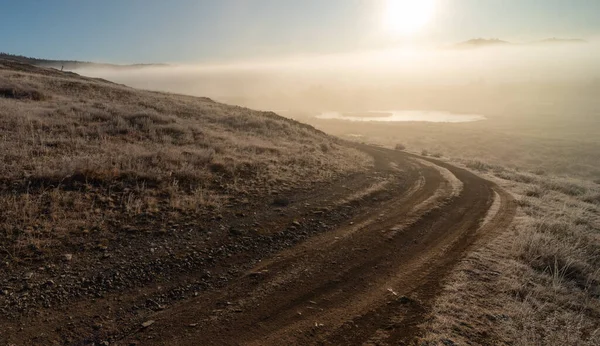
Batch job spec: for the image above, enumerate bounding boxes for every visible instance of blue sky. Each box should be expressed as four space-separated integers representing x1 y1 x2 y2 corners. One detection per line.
1 0 599 63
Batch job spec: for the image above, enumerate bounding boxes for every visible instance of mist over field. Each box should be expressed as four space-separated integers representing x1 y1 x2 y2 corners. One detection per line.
3 0 600 344
72 41 600 178
77 42 600 111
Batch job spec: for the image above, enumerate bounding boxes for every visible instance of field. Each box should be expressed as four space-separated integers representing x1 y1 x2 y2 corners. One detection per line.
287 97 600 345
1 58 599 345
421 161 600 345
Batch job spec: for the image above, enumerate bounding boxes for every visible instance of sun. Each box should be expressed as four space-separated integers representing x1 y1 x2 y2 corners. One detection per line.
383 0 436 36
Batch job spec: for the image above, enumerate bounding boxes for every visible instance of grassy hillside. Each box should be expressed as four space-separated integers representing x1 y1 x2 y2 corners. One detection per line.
0 59 369 261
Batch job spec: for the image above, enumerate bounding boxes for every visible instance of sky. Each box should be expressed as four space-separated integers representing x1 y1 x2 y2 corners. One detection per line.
1 0 599 63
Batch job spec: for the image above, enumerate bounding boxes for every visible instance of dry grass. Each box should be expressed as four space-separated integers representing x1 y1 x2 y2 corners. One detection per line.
420 164 600 345
0 60 370 260
0 85 46 101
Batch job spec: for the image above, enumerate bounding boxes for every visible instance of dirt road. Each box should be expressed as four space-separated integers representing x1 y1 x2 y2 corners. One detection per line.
0 145 516 345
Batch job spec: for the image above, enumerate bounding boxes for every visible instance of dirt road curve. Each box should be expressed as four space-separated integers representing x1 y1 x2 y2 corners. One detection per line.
0 145 516 345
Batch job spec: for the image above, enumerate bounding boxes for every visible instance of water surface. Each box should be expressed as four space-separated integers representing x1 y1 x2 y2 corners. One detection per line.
315 110 485 123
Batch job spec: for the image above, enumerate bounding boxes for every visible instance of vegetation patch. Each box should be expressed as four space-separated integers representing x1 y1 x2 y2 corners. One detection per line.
0 85 46 101
0 62 372 263
421 161 600 346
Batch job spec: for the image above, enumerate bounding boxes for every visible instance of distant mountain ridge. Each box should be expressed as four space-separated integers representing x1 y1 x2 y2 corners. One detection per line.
453 37 588 49
0 52 167 70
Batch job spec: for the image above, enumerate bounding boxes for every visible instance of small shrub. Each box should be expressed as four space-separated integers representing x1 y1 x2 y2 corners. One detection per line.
0 86 46 101
533 220 572 238
421 150 429 157
127 114 154 132
157 124 189 141
395 143 406 151
182 149 215 166
105 116 131 135
466 160 490 172
542 180 586 197
125 111 173 126
89 110 112 122
582 193 600 205
517 226 590 288
209 162 230 175
525 186 545 198
517 197 533 208
494 170 536 183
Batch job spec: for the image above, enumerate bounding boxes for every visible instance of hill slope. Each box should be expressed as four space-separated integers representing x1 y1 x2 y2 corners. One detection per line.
0 59 369 260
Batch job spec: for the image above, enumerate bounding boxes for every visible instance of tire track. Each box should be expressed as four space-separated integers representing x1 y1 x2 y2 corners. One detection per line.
120 145 516 346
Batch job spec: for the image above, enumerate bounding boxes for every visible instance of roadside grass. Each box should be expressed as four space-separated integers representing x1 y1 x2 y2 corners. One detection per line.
420 161 600 345
0 61 371 261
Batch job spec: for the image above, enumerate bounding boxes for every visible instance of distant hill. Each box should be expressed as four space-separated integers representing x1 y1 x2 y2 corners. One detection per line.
454 38 511 49
0 52 168 70
453 37 587 49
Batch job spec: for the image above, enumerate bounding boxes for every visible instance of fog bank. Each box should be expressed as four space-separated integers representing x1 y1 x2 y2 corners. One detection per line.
76 43 600 112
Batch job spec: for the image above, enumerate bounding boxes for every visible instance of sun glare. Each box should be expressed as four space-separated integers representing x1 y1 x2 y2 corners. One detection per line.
383 0 436 36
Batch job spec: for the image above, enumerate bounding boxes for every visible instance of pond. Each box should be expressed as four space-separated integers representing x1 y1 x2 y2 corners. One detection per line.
315 110 485 123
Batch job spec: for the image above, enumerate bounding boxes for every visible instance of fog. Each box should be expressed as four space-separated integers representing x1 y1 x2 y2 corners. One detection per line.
76 42 600 113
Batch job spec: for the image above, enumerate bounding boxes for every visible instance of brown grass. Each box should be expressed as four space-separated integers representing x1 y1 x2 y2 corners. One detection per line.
0 83 47 101
0 61 371 260
420 164 600 345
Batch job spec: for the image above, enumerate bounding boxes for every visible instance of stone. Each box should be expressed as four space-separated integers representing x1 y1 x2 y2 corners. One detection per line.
141 320 155 328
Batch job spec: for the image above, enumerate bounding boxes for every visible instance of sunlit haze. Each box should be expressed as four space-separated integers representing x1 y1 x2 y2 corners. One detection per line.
1 0 596 114
2 1 600 344
2 1 600 62
383 0 437 36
